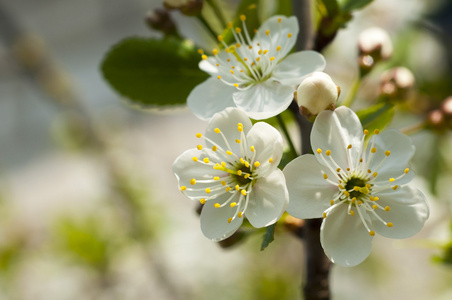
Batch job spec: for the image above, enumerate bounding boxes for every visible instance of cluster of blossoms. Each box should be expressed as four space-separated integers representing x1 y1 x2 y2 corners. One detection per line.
173 15 429 266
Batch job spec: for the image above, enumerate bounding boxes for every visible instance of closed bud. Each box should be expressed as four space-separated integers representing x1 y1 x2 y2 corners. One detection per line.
145 8 177 36
441 96 452 117
296 72 340 118
358 27 393 62
427 109 446 130
380 67 415 100
164 0 203 16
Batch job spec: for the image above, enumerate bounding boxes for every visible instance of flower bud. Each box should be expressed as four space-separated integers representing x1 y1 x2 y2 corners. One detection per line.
296 72 340 118
441 96 452 117
358 27 393 61
427 109 446 131
164 0 203 16
145 8 177 36
380 67 415 100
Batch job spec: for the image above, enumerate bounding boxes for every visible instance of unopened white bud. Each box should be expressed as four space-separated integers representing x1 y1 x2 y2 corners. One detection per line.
380 67 415 98
296 72 339 117
358 27 393 60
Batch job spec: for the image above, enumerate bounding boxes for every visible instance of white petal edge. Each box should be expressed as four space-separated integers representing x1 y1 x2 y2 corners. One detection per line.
321 204 373 267
283 154 338 219
311 106 363 169
273 51 326 86
187 77 236 120
233 80 294 120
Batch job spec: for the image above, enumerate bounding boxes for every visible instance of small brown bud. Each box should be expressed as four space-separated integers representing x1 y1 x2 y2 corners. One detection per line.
145 8 177 35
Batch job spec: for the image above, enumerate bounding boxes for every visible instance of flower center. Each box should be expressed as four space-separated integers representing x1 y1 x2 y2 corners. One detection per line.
317 129 410 236
199 15 293 89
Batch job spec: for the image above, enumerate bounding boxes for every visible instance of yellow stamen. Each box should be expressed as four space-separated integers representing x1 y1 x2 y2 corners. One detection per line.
226 150 232 155
192 157 198 162
323 212 327 218
337 168 341 172
254 161 260 167
241 190 247 196
374 129 380 135
389 178 395 182
387 222 393 227
359 187 370 194
200 198 206 204
323 174 328 179
214 176 220 181
269 158 273 163
228 217 233 223
197 145 202 150
212 146 217 151
392 185 398 190
369 231 376 236
203 158 210 163
347 144 352 149
385 206 391 211
201 55 207 60
240 14 246 21
385 150 391 156
373 172 378 177
235 139 241 143
326 150 331 156
190 179 196 185
237 170 242 176
205 188 211 194
250 146 255 152
214 203 220 208
317 148 322 154
372 205 378 209
197 49 204 54
330 200 335 206
350 210 355 216
214 128 220 133
221 181 226 186
230 202 237 208
238 212 243 218
364 129 369 135
180 186 186 191
405 168 409 174
371 148 377 153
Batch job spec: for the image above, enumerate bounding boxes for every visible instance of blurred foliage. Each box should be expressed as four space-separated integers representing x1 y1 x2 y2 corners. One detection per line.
356 102 395 138
433 222 452 265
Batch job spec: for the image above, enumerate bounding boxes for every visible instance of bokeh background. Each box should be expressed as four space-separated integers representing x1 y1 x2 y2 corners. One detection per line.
0 0 452 299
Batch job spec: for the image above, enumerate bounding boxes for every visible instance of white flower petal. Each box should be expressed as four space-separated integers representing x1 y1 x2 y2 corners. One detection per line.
367 129 416 185
321 204 373 267
233 80 294 120
187 77 236 120
204 107 252 155
200 193 244 241
284 154 338 219
246 122 284 177
246 169 288 228
273 51 326 86
311 106 363 168
254 15 298 58
372 186 429 239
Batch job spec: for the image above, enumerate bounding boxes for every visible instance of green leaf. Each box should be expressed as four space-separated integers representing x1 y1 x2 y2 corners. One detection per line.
338 0 374 12
101 37 208 107
221 0 260 46
322 0 340 15
356 102 395 136
276 0 293 16
261 223 276 251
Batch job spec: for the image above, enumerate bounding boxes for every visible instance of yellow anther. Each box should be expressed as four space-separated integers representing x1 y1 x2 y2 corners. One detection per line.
250 146 255 152
238 212 243 218
372 205 378 209
351 197 357 203
367 169 371 173
217 75 221 80
200 198 206 204
240 158 245 164
203 157 210 163
197 49 204 54
256 57 260 62
374 197 379 201
221 162 226 167
359 187 370 194
276 45 281 51
344 191 350 197
270 56 275 61
353 186 360 191
205 188 211 194
197 145 202 150
225 186 231 192
230 202 237 208
389 178 395 182
230 70 234 74
405 168 409 174
190 179 196 185
221 181 226 186
326 150 331 156
387 222 393 227
265 29 270 35
241 190 247 196
216 63 219 66
350 210 355 216
323 174 328 179
201 54 207 60
227 22 233 28
317 148 322 154
213 164 220 170
385 206 391 211
338 185 344 189
212 49 218 55
347 144 352 149
212 146 217 151
236 43 241 48
330 200 335 206
240 14 246 21
180 186 186 191
235 27 241 33
258 49 262 55
364 129 369 135
263 50 268 54
360 159 363 163
235 139 241 144
214 203 220 208
337 168 341 172
244 58 248 61
249 46 253 49
366 184 372 189
357 200 363 205
227 58 230 62
237 170 242 176
237 124 243 132
369 196 374 201
214 176 220 180
214 128 220 133
374 129 380 135
373 172 378 177
323 212 327 218
385 150 391 156
233 83 239 87
371 148 377 153
218 35 223 42
192 157 198 162
254 161 260 167
269 158 273 163
196 133 202 138
278 18 281 23
392 185 399 190
347 168 350 171
226 150 232 155
235 185 240 191
369 231 375 236
244 174 250 179
244 161 250 167
288 33 292 38
228 217 233 223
